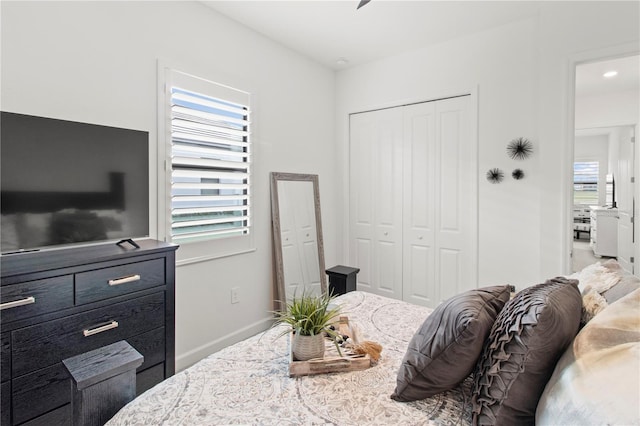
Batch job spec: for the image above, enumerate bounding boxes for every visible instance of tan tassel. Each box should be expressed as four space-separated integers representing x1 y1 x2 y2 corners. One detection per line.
347 340 383 362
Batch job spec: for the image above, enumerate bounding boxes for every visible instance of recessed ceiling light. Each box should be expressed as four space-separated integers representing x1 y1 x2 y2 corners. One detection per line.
603 70 618 78
336 57 349 66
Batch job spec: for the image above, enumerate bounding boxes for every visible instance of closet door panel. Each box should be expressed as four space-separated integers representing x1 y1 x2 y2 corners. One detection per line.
439 248 461 302
354 238 372 291
376 125 399 227
374 116 403 298
439 109 462 232
377 241 398 295
406 244 435 302
350 108 403 299
403 102 437 306
435 96 476 302
350 113 375 294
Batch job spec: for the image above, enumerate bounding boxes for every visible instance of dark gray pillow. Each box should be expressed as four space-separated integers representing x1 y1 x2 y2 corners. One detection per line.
471 277 582 426
391 285 510 402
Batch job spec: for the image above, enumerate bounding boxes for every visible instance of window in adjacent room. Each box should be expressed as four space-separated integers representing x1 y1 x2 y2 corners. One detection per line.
160 68 252 256
573 161 599 205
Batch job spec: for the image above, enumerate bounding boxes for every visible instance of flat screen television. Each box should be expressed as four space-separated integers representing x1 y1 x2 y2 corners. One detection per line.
1 112 150 253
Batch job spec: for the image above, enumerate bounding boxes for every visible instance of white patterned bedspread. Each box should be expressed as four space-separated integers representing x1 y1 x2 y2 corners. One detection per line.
107 291 473 425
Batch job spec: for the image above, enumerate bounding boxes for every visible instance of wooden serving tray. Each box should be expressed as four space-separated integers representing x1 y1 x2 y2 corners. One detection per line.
288 316 373 377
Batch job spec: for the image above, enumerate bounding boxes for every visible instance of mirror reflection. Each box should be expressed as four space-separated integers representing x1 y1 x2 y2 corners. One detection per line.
270 172 326 308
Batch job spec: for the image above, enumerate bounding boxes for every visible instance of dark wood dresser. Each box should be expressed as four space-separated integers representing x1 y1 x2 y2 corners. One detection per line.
0 239 178 425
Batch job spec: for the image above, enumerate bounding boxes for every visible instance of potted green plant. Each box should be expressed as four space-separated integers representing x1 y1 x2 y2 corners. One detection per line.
273 291 341 361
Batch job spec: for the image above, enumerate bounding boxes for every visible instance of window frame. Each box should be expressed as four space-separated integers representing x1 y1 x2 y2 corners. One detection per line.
573 159 600 206
158 63 255 265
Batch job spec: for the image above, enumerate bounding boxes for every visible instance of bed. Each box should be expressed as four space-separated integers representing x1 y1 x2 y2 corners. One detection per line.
107 291 473 425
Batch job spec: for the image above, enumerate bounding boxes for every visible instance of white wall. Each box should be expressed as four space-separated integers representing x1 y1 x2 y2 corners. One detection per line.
1 1 337 370
335 1 639 288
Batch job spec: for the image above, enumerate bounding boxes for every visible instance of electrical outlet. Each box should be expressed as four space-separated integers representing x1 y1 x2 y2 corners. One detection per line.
231 287 240 304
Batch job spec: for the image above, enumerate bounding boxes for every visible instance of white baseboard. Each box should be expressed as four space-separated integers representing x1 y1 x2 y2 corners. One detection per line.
175 316 273 372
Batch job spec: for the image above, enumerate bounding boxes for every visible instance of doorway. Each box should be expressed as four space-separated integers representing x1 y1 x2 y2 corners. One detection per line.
571 54 639 274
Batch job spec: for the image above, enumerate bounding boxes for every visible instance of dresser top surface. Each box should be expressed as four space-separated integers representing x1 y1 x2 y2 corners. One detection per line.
1 239 178 280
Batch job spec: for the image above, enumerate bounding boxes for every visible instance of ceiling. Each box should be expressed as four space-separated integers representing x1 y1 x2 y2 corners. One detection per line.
202 0 542 69
576 55 640 98
202 1 639 94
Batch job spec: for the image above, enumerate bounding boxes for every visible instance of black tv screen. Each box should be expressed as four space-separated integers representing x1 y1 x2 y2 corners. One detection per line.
1 112 149 253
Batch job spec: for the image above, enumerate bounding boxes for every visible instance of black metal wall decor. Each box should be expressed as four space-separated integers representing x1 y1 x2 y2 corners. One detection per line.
506 137 533 160
486 168 504 184
512 169 525 180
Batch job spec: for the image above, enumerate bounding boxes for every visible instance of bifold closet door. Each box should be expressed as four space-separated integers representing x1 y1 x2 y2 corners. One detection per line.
349 95 477 307
402 96 476 307
349 107 404 300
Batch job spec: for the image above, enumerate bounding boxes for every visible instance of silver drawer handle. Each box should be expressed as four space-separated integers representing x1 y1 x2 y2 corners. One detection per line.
0 296 36 310
108 274 141 286
83 320 119 337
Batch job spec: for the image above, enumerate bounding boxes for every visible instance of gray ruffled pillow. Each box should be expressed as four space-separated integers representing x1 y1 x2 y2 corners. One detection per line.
391 285 510 402
471 277 582 426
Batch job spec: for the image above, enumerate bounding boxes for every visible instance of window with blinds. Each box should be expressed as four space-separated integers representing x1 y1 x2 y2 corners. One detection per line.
573 161 599 205
169 81 251 244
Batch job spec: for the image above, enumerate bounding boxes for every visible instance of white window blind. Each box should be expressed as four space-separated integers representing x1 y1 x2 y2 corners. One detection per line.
573 161 599 205
169 83 251 244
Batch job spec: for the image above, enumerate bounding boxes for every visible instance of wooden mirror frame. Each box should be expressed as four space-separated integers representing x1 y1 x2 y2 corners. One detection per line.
270 172 327 310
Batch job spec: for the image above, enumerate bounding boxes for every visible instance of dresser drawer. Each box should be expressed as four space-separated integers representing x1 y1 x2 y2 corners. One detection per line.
12 363 68 425
1 276 73 324
12 327 165 425
12 292 165 377
136 362 165 395
21 404 70 426
75 259 165 305
1 333 10 383
128 327 166 371
1 381 10 426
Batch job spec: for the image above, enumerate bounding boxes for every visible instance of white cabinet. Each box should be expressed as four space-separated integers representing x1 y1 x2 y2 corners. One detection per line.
349 95 477 308
590 207 618 257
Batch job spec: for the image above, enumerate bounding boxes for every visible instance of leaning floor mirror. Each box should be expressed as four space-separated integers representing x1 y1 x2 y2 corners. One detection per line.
270 172 327 309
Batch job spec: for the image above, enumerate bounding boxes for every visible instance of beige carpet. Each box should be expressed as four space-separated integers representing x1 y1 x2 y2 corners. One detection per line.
572 240 601 273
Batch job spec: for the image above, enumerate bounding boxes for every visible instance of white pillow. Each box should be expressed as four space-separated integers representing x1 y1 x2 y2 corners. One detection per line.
536 289 640 425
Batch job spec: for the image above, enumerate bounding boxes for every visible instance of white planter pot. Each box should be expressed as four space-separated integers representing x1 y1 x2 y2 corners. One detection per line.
292 333 325 361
